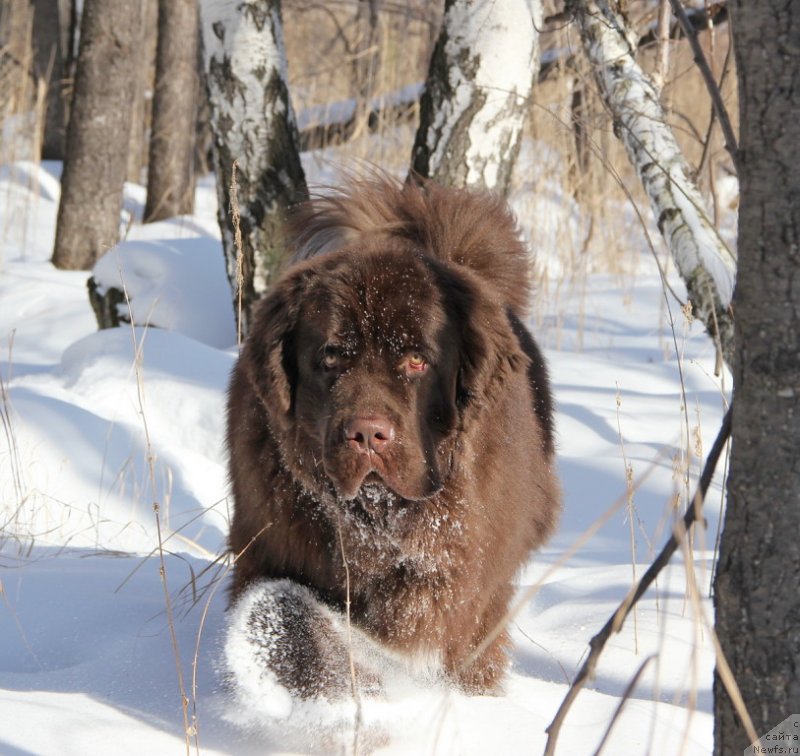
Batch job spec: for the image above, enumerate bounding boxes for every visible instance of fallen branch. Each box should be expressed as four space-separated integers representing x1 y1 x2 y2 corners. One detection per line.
543 405 732 756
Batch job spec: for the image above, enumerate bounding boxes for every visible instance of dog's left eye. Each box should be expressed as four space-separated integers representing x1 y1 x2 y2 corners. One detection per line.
403 353 428 374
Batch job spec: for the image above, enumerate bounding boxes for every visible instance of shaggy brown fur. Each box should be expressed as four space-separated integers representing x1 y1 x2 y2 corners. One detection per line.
226 175 560 697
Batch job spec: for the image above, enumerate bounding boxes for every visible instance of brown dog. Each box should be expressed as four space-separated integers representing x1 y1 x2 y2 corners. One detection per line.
225 175 560 697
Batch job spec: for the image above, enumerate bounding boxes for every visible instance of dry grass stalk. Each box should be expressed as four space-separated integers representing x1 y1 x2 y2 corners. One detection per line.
120 281 196 756
229 159 244 346
0 334 26 541
336 511 363 755
615 384 639 655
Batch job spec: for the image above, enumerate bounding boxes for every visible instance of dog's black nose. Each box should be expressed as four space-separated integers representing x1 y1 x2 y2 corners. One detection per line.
344 416 395 454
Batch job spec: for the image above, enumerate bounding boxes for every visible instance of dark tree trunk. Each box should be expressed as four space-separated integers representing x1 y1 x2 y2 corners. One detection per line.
52 0 143 271
200 0 307 337
31 0 73 160
145 0 199 221
713 1 800 753
411 0 541 195
193 65 214 177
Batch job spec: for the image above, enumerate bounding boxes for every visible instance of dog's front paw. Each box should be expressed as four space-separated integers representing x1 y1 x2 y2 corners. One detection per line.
225 578 380 708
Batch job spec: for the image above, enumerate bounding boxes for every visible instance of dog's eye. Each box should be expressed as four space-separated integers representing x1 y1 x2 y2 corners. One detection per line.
321 346 341 370
404 353 428 374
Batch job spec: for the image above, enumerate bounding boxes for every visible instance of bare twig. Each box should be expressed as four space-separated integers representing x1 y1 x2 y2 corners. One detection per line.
637 2 729 48
543 405 733 756
336 512 362 755
667 0 739 167
697 41 731 178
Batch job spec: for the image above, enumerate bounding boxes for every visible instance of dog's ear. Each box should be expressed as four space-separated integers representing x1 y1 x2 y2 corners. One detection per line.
433 262 527 412
239 268 309 421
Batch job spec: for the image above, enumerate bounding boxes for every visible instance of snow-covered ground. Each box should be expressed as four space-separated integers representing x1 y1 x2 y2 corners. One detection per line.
0 155 731 755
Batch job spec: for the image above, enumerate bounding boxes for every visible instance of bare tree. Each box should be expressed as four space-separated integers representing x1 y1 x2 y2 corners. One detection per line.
713 1 800 751
145 0 200 221
411 0 542 195
572 0 737 367
126 0 157 184
200 0 307 336
52 0 143 270
30 0 73 159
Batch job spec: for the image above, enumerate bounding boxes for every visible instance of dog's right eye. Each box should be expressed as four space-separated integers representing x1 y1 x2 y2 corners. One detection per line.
321 346 340 370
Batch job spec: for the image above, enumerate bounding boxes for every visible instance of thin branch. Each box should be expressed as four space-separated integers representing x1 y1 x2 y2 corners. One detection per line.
667 0 739 168
543 405 733 756
697 34 734 178
637 2 728 48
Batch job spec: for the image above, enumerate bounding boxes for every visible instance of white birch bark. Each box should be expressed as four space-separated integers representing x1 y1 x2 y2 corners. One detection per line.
574 0 736 365
411 0 542 196
200 0 307 335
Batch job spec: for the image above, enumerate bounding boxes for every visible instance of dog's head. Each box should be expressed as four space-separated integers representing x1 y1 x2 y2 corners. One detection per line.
238 239 526 502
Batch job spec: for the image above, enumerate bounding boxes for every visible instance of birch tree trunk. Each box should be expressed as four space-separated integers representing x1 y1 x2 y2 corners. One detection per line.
145 0 199 221
714 1 800 751
52 0 143 270
572 0 737 367
410 0 542 196
200 0 307 336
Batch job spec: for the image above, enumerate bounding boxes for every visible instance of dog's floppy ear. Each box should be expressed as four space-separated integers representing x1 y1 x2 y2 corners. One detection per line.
239 268 309 421
432 261 527 412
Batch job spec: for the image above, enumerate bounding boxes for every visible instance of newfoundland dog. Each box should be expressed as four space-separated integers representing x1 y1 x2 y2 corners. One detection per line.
225 175 560 699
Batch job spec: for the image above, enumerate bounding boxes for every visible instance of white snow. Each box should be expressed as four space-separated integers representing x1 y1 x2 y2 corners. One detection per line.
91 237 236 349
0 153 732 754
